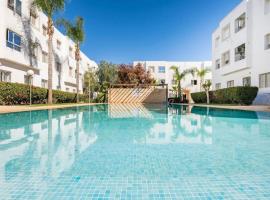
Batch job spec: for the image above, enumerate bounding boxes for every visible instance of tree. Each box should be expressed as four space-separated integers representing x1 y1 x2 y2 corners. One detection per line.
57 17 85 103
117 63 154 84
96 61 118 102
170 66 193 101
84 69 98 100
202 80 212 104
195 68 211 91
33 0 65 104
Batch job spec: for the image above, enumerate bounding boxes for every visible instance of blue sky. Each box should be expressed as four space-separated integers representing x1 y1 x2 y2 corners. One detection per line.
57 0 241 64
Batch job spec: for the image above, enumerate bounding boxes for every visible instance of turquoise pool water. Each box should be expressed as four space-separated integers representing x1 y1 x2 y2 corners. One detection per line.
0 104 270 200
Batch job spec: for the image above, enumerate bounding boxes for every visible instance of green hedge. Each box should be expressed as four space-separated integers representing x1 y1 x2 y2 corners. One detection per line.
191 86 258 105
0 82 88 105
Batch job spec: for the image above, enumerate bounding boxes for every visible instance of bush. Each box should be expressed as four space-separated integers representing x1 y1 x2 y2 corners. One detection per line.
191 86 258 105
0 82 89 105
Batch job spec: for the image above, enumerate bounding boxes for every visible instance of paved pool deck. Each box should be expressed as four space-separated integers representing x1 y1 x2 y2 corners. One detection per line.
0 103 102 114
178 103 270 112
0 103 270 114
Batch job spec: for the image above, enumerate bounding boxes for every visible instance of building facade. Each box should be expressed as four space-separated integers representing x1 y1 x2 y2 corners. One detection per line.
0 0 98 93
133 61 212 99
212 0 270 104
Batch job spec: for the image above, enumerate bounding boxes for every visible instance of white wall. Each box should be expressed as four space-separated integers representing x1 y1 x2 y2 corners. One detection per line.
0 0 98 93
133 61 212 97
212 0 270 104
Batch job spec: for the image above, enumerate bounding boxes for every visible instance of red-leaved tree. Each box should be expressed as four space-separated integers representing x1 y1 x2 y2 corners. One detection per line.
117 63 155 84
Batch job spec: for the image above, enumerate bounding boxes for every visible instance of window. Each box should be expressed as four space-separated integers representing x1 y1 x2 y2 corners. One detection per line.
69 47 73 57
66 88 70 92
265 0 270 14
159 79 166 84
30 10 38 28
243 76 251 86
215 36 220 48
235 13 246 33
56 62 61 72
149 66 155 73
191 80 197 85
69 67 73 77
24 75 30 84
8 0 14 10
265 34 270 50
158 66 166 73
42 25 47 36
0 70 11 82
42 51 48 63
73 89 76 93
222 24 230 41
41 79 48 88
227 80 234 88
30 41 38 59
215 59 221 69
259 72 270 88
8 0 21 15
235 43 245 61
222 51 230 66
215 83 221 90
6 29 21 52
56 40 61 50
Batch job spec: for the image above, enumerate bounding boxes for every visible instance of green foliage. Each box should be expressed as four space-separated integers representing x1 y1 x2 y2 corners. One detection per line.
0 82 88 105
32 0 65 17
191 86 258 105
57 17 84 44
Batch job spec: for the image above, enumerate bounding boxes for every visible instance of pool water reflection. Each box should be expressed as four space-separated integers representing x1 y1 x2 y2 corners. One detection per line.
0 104 270 199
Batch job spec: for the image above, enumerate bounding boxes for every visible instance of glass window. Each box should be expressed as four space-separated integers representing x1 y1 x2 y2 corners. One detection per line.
265 34 270 50
69 47 73 57
265 0 270 14
215 36 220 48
56 62 61 72
7 0 14 10
148 66 155 73
227 80 234 88
222 51 230 66
243 76 251 86
235 13 246 33
158 66 166 73
15 0 21 15
215 83 221 90
6 29 21 51
42 25 47 36
191 80 197 85
56 40 61 50
259 72 270 88
42 51 48 63
0 70 11 82
69 67 73 77
235 44 246 61
215 59 221 69
41 79 48 88
222 24 230 41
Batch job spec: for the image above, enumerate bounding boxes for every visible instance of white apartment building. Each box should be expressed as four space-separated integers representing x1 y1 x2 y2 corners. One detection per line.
133 61 212 99
212 0 270 104
0 0 98 93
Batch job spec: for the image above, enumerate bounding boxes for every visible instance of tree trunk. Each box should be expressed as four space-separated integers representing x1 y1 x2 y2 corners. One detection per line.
47 18 54 104
75 44 80 103
178 81 182 101
206 90 210 104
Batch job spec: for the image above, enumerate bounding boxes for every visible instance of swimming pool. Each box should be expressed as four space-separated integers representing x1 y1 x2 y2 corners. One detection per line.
0 104 270 199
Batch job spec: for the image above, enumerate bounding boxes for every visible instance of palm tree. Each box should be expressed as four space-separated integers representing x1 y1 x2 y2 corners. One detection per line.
33 0 65 104
170 66 193 101
195 68 211 91
202 80 212 104
58 17 85 103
